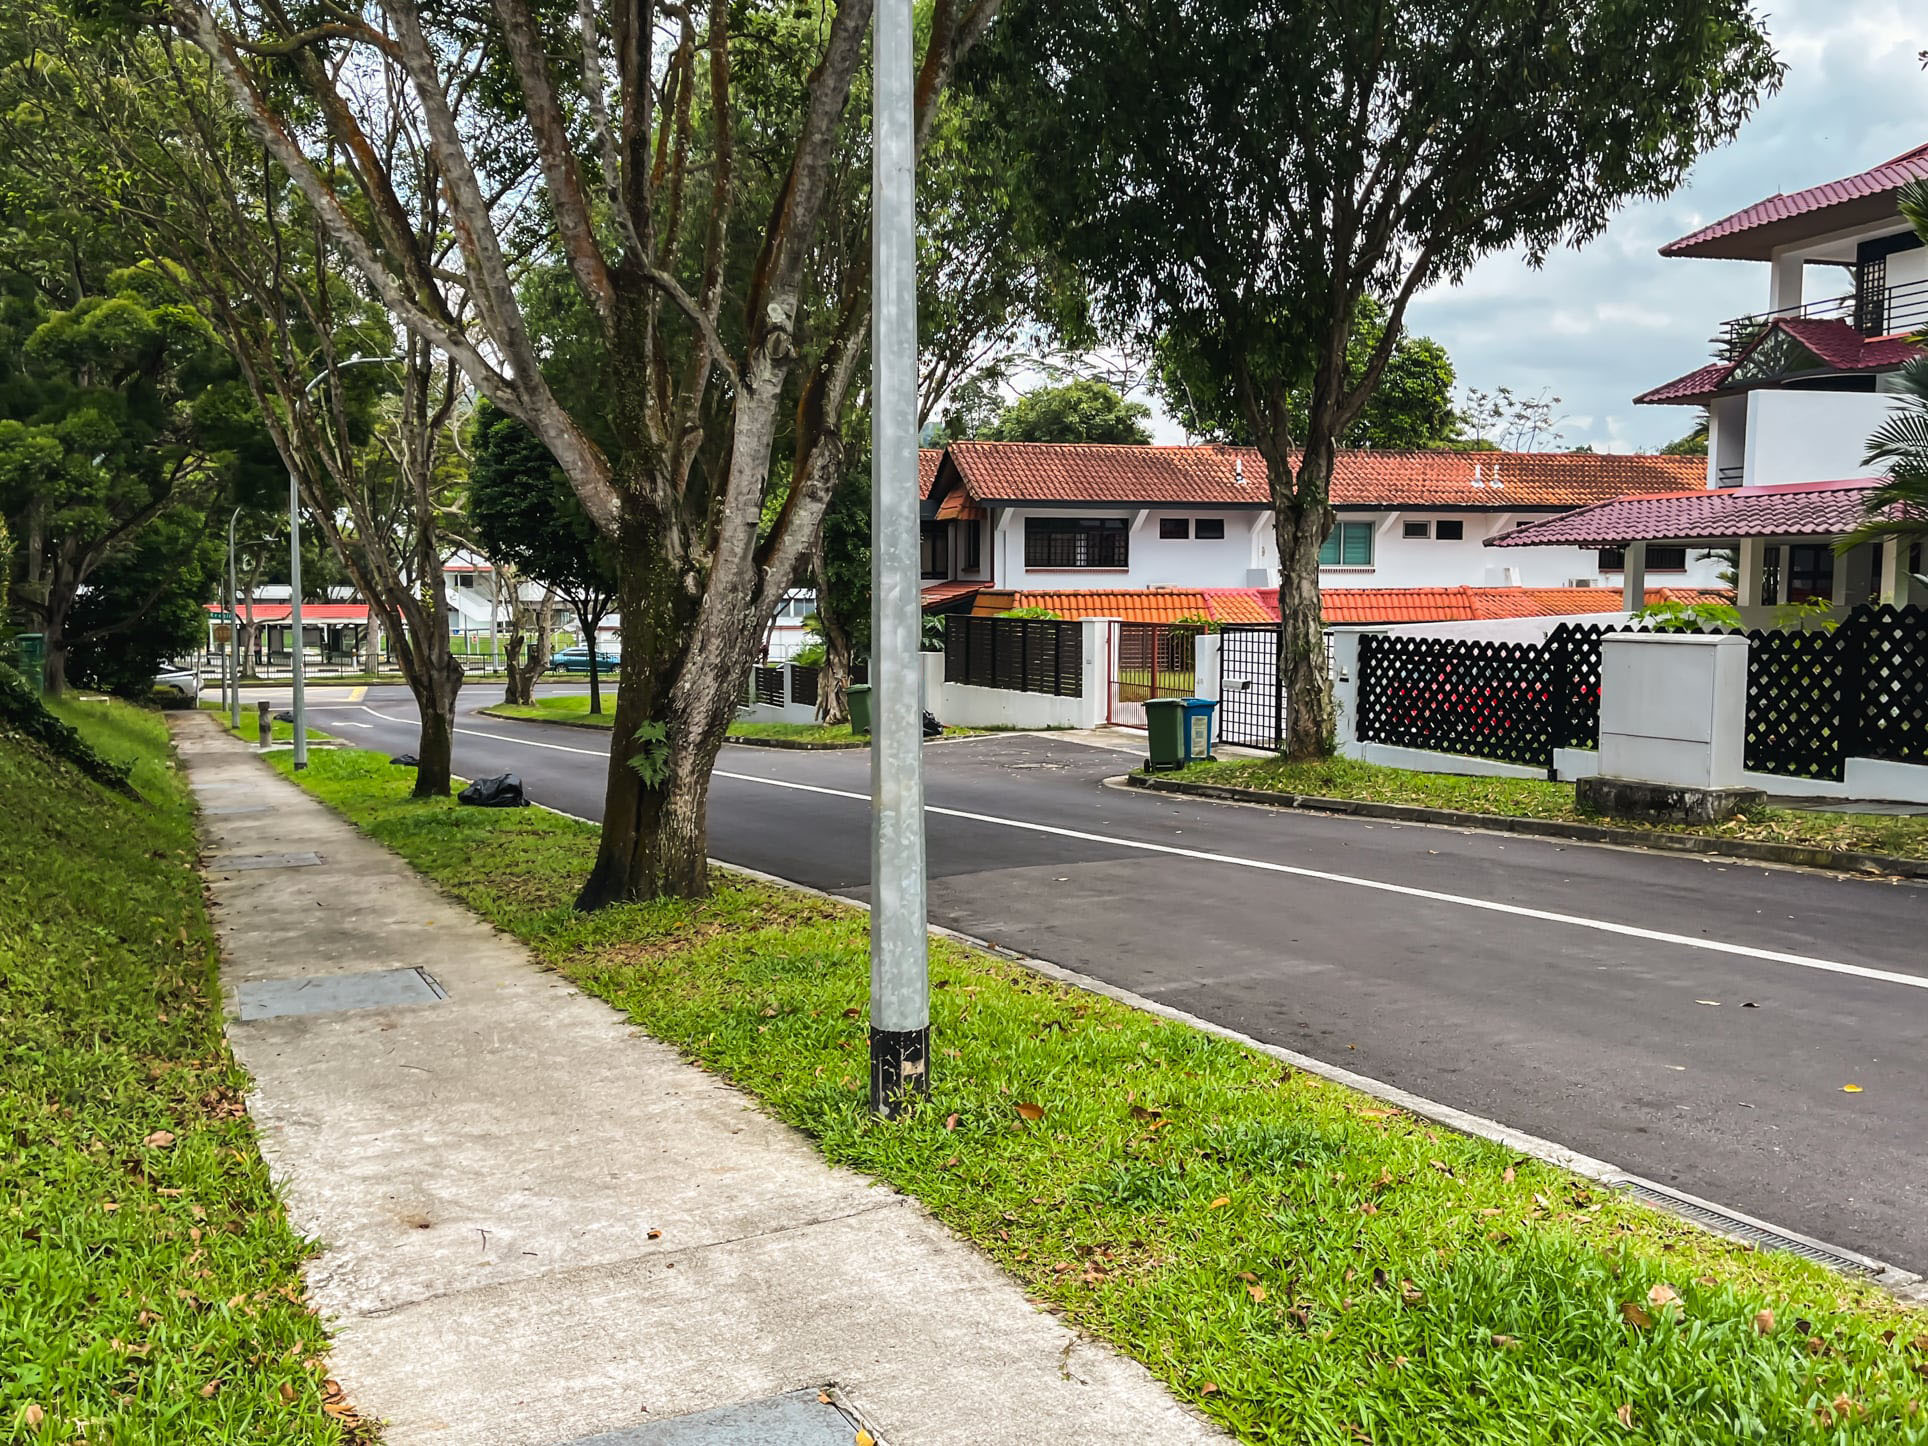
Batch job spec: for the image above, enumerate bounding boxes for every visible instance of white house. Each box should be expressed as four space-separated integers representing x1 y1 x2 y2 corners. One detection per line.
919 442 1722 602
1495 141 1928 617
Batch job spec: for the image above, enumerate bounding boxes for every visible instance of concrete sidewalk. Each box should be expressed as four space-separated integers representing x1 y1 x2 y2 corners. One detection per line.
172 715 1225 1446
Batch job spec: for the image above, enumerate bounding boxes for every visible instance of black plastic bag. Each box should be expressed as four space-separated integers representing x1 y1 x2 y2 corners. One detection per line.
390 753 419 768
273 710 295 723
458 772 528 807
922 710 943 739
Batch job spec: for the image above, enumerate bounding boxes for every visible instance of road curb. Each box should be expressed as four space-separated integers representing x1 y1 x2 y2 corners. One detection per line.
1119 772 1928 881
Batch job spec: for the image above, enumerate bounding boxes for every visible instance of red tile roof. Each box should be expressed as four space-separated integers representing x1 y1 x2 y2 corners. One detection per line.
918 448 943 499
1662 142 1928 260
919 580 986 609
206 602 370 623
1635 320 1923 406
934 442 1706 511
956 585 1727 627
1488 479 1884 549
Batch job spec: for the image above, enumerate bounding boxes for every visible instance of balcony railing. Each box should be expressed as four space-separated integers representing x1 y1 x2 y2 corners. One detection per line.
1717 277 1928 357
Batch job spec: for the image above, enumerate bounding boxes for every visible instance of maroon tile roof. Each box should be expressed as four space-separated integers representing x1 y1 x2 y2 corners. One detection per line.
1487 479 1883 549
934 442 1707 510
1635 321 1923 407
1662 142 1928 260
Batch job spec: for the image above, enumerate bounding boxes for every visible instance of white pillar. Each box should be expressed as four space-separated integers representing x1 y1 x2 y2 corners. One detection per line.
1736 538 1763 611
1878 537 1904 606
1078 617 1116 729
1191 632 1222 703
1620 540 1648 613
1767 251 1804 313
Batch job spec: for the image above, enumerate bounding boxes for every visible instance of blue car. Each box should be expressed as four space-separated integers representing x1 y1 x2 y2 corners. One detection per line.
547 645 620 674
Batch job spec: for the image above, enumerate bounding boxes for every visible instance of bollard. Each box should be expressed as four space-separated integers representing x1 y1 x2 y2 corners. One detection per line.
257 699 271 747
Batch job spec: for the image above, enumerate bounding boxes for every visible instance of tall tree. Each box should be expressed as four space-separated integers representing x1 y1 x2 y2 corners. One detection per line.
470 403 620 715
135 0 1001 904
989 0 1780 757
988 379 1152 443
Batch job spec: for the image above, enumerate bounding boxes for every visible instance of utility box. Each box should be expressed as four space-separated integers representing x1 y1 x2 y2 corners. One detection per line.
848 683 873 735
14 633 44 693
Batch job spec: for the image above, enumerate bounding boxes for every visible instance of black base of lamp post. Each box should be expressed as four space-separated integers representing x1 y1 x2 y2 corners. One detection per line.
869 1025 929 1117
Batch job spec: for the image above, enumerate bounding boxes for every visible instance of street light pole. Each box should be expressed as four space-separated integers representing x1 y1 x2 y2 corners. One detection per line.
226 506 242 729
287 466 308 769
868 0 928 1117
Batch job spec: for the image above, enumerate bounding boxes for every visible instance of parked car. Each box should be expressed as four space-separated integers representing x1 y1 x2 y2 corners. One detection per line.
547 645 620 674
152 665 203 705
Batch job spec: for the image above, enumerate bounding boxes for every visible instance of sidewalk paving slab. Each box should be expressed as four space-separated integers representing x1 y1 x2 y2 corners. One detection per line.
171 715 1228 1446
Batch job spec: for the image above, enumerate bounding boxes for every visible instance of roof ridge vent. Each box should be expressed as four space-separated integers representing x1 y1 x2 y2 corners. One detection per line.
1471 462 1485 488
1233 455 1246 485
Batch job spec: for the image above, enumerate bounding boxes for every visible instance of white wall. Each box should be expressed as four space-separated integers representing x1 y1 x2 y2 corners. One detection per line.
991 505 1722 593
1742 389 1905 487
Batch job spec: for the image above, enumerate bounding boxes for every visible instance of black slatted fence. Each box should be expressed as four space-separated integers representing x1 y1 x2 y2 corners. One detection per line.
944 616 1083 696
754 665 786 706
789 664 820 709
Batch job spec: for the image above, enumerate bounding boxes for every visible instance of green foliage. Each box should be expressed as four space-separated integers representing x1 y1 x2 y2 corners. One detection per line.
1157 300 1460 449
999 606 1061 619
1635 599 1741 632
1171 613 1221 633
469 400 619 620
976 379 1153 444
69 506 222 695
627 720 672 788
0 659 136 795
0 700 354 1442
283 745 1928 1443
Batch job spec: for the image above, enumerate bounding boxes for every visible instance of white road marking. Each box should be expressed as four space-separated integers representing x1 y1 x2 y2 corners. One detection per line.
353 706 1928 993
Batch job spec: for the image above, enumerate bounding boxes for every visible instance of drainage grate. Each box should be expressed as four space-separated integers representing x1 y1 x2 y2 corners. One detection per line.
237 967 448 1021
553 1389 866 1445
209 851 320 871
1610 1177 1879 1277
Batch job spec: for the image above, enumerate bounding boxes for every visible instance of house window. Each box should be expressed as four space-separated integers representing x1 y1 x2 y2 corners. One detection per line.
962 520 981 573
1159 517 1191 540
1024 517 1129 569
1435 520 1465 541
920 522 950 579
1786 544 1835 603
1318 521 1374 568
1403 521 1430 539
1760 545 1781 606
1599 546 1687 573
1195 518 1226 540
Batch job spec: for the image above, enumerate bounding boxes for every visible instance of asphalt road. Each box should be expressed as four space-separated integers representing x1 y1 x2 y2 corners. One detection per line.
275 682 1928 1272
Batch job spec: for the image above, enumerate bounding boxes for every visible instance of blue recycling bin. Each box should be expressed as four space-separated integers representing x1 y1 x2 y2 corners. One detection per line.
1179 697 1217 762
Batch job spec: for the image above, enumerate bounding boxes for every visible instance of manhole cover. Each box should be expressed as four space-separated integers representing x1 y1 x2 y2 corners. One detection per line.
556 1390 866 1445
209 851 321 871
237 967 448 1021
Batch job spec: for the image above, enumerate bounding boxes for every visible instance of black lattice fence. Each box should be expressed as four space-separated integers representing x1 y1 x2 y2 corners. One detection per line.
789 664 820 709
1850 604 1928 766
1217 624 1284 749
754 665 786 706
945 616 1083 696
1357 633 1560 767
1743 605 1928 780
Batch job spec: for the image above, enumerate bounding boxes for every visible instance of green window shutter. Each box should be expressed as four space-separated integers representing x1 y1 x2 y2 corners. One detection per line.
1318 528 1342 565
1340 522 1373 566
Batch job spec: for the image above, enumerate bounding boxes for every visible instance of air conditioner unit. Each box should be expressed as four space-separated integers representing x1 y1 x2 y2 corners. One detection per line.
1569 578 1596 588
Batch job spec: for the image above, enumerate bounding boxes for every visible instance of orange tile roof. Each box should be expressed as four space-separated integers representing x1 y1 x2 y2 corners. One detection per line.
934 442 1706 511
918 448 943 499
957 585 1731 627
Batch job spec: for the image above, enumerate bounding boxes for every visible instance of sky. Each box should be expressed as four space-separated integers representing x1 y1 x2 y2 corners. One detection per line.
1141 1 1928 453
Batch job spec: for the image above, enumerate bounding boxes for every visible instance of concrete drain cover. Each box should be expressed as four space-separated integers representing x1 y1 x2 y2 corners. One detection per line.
556 1390 865 1445
210 851 321 871
237 967 447 1021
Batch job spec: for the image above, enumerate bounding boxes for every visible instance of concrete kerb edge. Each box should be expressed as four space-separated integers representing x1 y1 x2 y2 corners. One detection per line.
1118 772 1928 882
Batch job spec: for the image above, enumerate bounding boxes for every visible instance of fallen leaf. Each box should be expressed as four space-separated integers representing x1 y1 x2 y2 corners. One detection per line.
1754 1308 1775 1334
200 1380 220 1398
944 1114 958 1131
1621 1301 1654 1330
1200 1383 1219 1396
1501 1166 1515 1184
1842 1083 1864 1093
818 1391 833 1404
25 1403 43 1429
1014 1102 1044 1122
280 1382 297 1403
144 1130 176 1149
1401 1280 1425 1306
1491 1334 1519 1348
856 1433 876 1446
1207 1196 1230 1210
1616 1403 1634 1430
646 1229 662 1240
1695 1000 1720 1007
1647 1283 1681 1310
1247 1284 1267 1302
1742 1001 1758 1008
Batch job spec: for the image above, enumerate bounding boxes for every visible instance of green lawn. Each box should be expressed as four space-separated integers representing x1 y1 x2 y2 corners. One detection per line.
1175 754 1928 863
274 742 1928 1444
1 698 363 1443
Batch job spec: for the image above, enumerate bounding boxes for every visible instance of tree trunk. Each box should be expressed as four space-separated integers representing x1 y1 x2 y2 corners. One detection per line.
405 634 464 798
1269 448 1337 761
41 584 75 697
503 628 538 705
812 548 852 725
585 624 603 715
576 522 743 907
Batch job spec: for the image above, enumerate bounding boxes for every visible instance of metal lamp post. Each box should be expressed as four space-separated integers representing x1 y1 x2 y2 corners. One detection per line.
867 0 929 1116
226 506 242 729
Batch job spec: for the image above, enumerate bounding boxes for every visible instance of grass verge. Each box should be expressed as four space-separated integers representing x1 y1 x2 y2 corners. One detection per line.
276 742 1926 1444
1176 754 1928 862
2 699 363 1442
198 702 330 745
